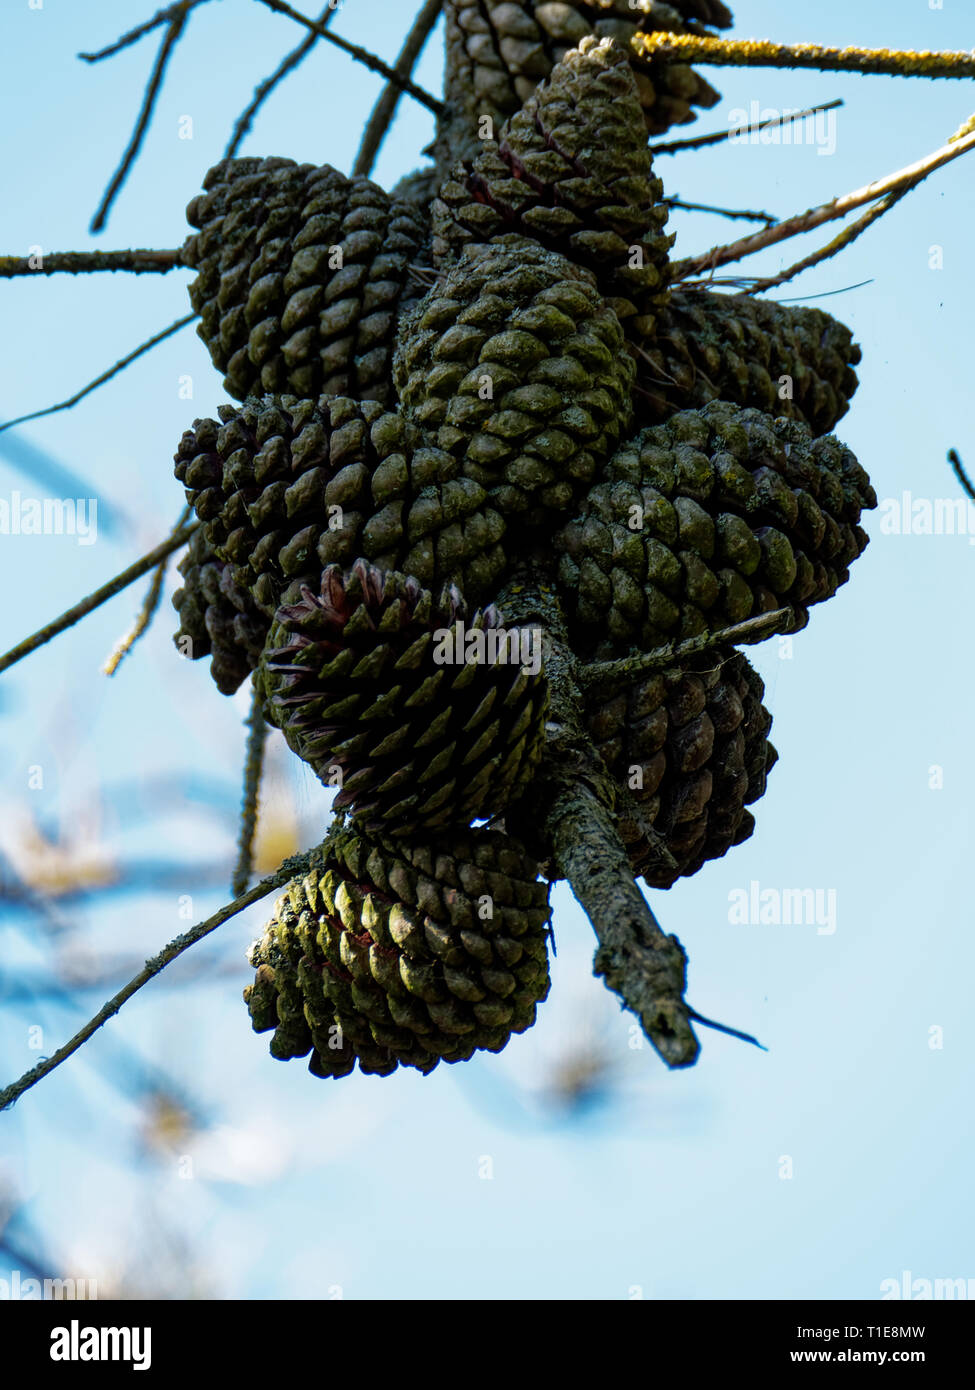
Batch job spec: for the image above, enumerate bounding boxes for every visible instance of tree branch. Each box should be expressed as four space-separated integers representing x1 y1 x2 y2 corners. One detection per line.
672 119 975 281
0 522 198 676
496 574 700 1068
89 6 194 232
78 0 210 62
651 98 844 155
102 506 192 676
353 0 442 178
253 0 445 116
577 610 792 702
231 682 268 897
0 847 320 1113
948 449 975 503
634 32 975 80
0 249 182 278
224 1 338 159
0 314 195 435
666 197 777 226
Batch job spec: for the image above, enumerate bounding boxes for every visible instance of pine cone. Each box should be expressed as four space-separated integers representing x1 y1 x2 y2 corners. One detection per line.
172 526 269 695
586 649 775 886
556 402 876 658
433 36 672 343
181 157 429 405
637 290 862 435
244 821 552 1077
259 560 548 834
174 394 508 616
438 2 727 170
393 237 635 532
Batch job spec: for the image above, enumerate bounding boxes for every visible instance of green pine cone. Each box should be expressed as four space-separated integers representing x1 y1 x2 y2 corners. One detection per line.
555 401 876 657
259 560 549 834
637 290 862 436
433 36 673 343
172 525 270 695
393 237 635 531
174 394 508 616
244 821 552 1078
181 157 430 405
438 1 728 170
586 649 776 886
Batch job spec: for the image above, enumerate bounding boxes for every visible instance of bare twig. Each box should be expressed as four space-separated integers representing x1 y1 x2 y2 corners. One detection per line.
948 448 975 502
78 0 210 62
89 5 194 232
353 0 442 178
0 249 181 277
672 120 975 282
253 0 445 116
225 2 338 158
0 314 195 436
740 187 911 296
231 682 268 897
102 507 193 676
0 847 319 1112
634 32 975 80
666 197 777 226
651 98 844 155
577 611 793 701
0 523 198 676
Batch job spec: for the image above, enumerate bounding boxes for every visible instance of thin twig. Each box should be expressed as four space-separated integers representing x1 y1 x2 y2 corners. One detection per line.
0 314 195 436
0 249 182 277
231 682 268 897
0 523 198 676
651 98 843 154
225 2 338 158
353 0 442 178
89 6 193 232
253 0 445 116
0 848 319 1112
102 506 193 676
78 0 210 62
666 197 777 226
634 32 975 80
741 187 911 296
672 119 975 282
578 610 793 700
948 449 975 502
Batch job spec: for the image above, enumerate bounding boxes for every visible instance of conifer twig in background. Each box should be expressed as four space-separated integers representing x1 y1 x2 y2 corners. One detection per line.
353 0 443 177
0 315 196 436
253 0 445 117
650 98 843 154
671 119 975 282
224 2 339 158
634 33 975 80
231 683 269 897
87 2 197 232
948 449 975 503
102 506 193 677
0 847 320 1113
0 522 198 676
0 249 182 278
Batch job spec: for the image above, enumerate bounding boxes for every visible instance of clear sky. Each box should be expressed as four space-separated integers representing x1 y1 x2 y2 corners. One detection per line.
1 0 973 1300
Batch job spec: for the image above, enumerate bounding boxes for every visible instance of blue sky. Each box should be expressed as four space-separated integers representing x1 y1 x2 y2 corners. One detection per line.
1 0 973 1300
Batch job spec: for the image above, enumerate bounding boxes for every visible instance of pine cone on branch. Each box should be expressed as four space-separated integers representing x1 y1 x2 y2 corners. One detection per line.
245 821 552 1077
171 525 269 695
259 560 548 835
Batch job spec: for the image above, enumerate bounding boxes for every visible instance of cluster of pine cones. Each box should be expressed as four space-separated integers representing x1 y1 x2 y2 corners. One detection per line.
171 5 875 1079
